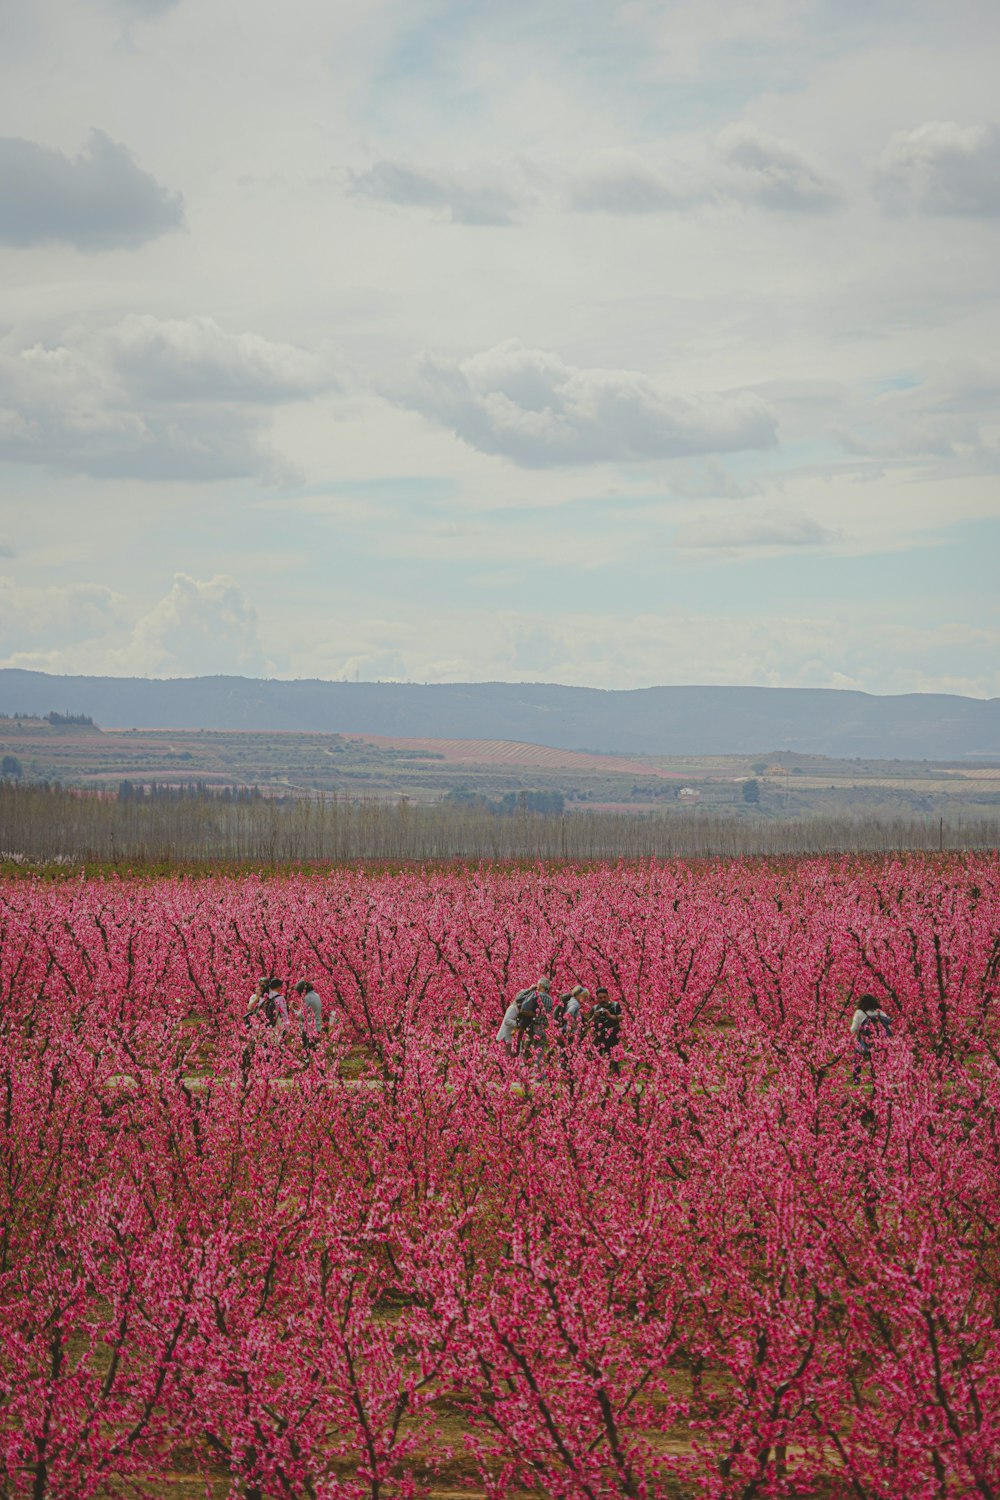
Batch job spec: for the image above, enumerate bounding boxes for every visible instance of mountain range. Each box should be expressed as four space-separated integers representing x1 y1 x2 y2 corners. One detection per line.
1 670 998 760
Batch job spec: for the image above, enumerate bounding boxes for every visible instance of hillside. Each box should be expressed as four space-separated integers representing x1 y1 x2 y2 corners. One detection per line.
0 670 997 759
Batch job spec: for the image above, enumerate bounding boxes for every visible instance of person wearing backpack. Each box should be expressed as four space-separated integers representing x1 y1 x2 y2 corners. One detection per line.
516 977 553 1064
253 977 287 1029
246 976 286 1027
555 985 588 1043
850 993 892 1083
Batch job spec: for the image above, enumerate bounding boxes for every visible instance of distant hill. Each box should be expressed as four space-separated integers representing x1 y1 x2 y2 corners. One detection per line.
0 670 997 760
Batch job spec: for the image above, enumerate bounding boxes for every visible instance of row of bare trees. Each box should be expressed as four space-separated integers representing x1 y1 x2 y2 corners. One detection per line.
1 782 996 863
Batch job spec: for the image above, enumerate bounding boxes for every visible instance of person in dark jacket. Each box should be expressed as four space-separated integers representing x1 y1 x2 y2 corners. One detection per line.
850 993 891 1083
515 977 553 1064
591 987 622 1070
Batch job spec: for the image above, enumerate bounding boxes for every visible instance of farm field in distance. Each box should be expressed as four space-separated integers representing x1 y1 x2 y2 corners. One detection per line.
3 714 1000 820
1 854 998 1499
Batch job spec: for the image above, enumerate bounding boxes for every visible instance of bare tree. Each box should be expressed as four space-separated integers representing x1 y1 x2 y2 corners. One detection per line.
1 783 997 865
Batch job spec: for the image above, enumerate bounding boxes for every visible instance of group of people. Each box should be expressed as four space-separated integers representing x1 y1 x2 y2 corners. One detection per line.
245 973 891 1083
246 976 323 1047
498 983 892 1081
497 977 623 1067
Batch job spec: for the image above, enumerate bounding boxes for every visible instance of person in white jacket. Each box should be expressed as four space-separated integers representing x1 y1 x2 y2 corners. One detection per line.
496 999 520 1055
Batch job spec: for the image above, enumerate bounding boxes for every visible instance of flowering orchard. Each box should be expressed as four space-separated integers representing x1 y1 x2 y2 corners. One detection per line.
1 856 998 1500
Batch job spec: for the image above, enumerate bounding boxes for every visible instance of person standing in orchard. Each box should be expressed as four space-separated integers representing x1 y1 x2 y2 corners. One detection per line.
245 976 269 1024
512 976 554 1064
251 976 288 1029
850 993 892 1083
555 984 588 1044
527 976 555 1064
496 995 521 1055
591 987 623 1073
296 979 323 1050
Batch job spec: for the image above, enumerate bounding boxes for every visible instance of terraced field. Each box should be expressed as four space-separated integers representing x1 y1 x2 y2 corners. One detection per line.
356 734 683 778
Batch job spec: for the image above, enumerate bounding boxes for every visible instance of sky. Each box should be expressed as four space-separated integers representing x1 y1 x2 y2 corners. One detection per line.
1 0 998 697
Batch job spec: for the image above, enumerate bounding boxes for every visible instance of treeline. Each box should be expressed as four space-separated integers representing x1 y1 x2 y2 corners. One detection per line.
443 788 566 817
2 781 997 864
0 711 96 726
117 780 264 805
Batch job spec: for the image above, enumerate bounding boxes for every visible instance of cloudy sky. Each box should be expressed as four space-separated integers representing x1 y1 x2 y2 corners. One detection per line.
1 0 998 696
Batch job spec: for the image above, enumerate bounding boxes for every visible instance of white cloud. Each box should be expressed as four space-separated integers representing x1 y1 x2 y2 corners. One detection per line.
349 160 522 225
715 125 839 211
105 315 339 402
281 606 1000 699
108 573 268 677
389 340 778 467
0 130 183 250
666 462 757 500
357 130 839 223
831 359 1000 473
673 507 840 550
0 317 337 482
0 578 129 665
339 646 408 681
0 572 269 679
620 0 812 77
0 0 997 702
568 151 693 213
875 121 1000 216
569 129 839 216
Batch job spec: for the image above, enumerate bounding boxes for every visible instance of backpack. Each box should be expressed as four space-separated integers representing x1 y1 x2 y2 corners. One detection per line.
516 991 539 1030
857 1012 889 1052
